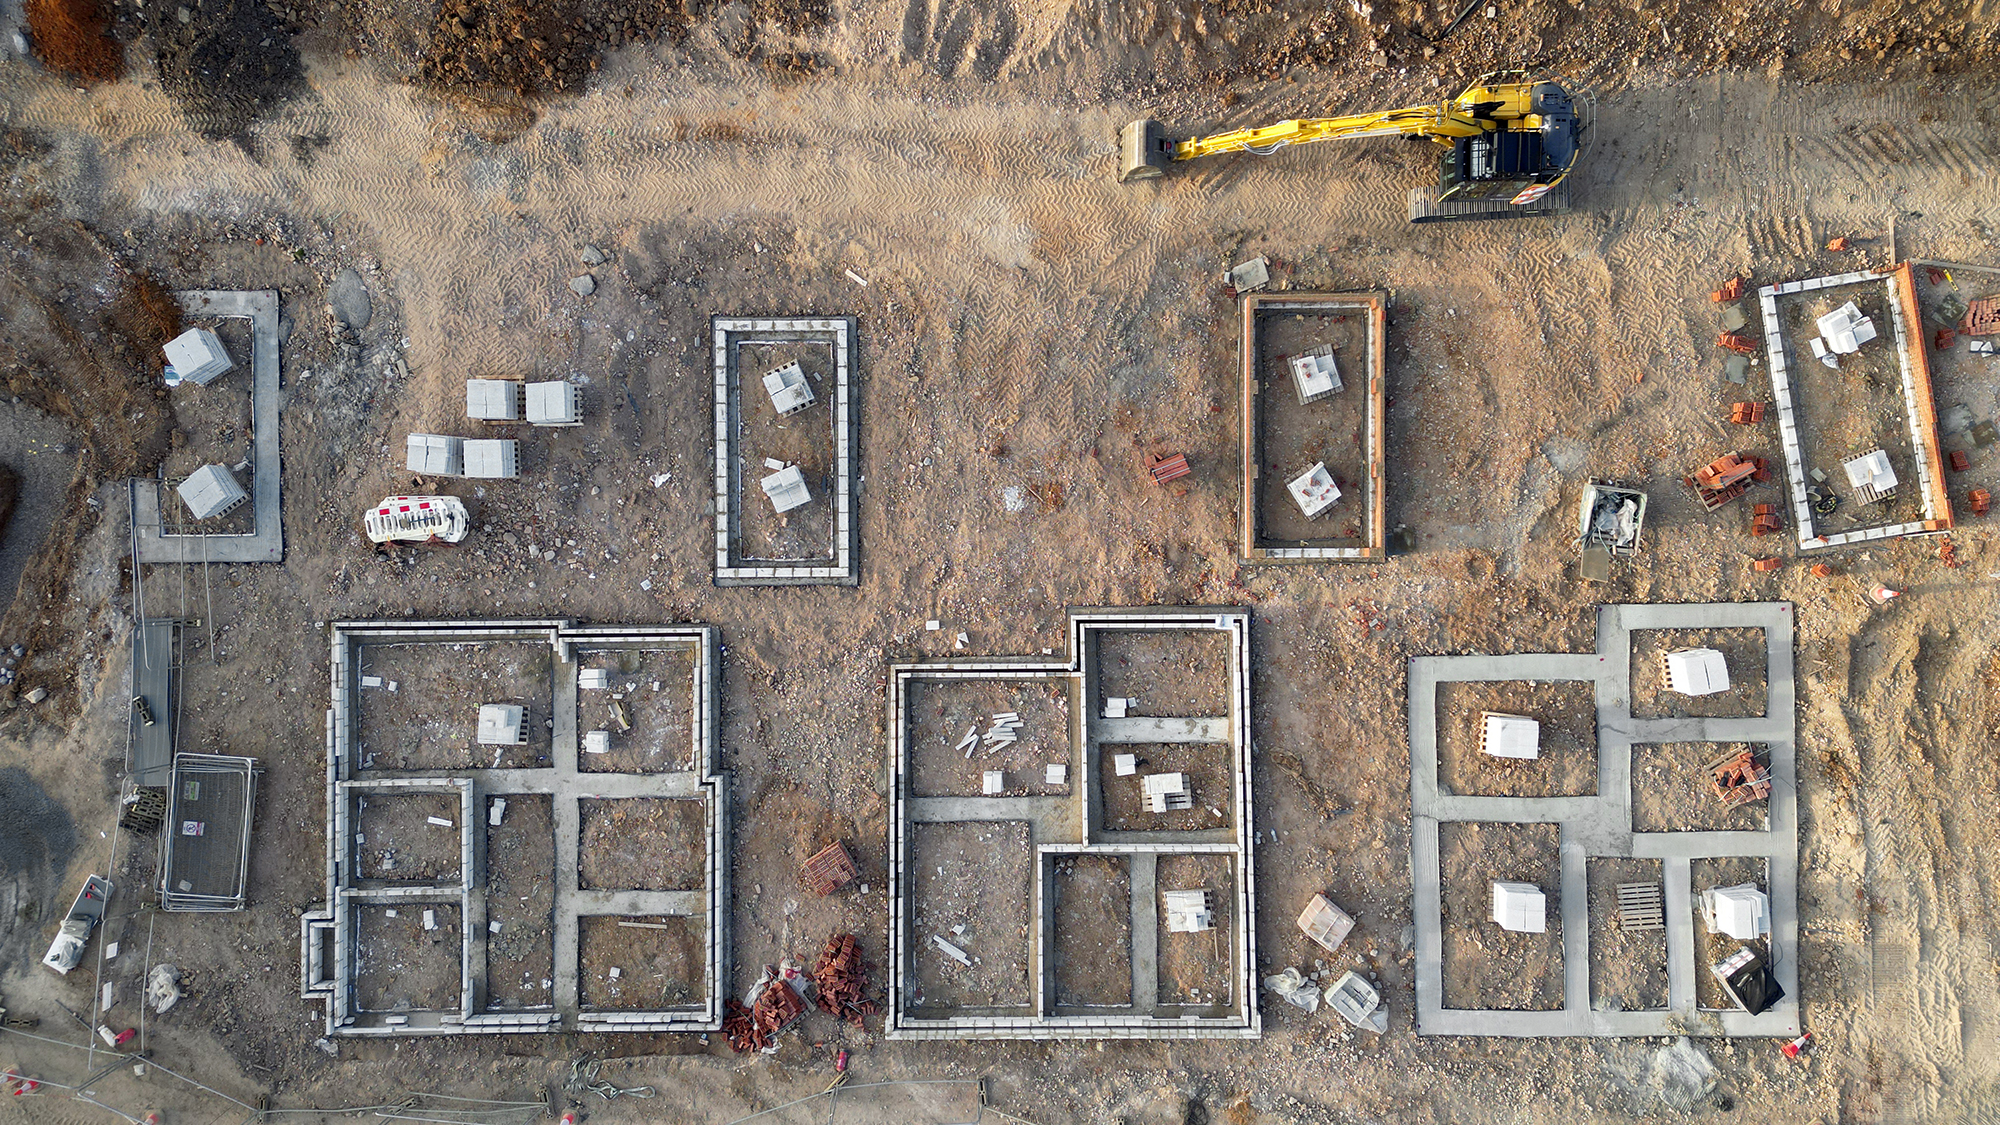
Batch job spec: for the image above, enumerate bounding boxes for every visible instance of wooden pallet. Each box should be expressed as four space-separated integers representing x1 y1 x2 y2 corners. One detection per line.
1617 882 1665 931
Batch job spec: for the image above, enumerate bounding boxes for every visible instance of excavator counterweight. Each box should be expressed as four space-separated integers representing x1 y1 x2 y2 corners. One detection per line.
1118 73 1584 223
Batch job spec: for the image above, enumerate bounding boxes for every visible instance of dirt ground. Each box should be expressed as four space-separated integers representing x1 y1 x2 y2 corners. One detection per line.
579 914 706 1010
354 790 463 882
577 797 707 891
1094 629 1230 717
1254 310 1371 547
1439 821 1562 1012
1096 740 1233 833
354 902 462 1012
1776 284 1931 533
1155 853 1234 1009
1629 627 1770 719
1049 853 1131 1008
576 647 697 772
356 641 555 769
1586 856 1667 1013
485 793 555 1008
1632 742 1771 833
1435 680 1597 798
4 3 2000 1120
906 676 1071 798
1693 855 1769 1012
733 338 838 562
909 820 1032 1011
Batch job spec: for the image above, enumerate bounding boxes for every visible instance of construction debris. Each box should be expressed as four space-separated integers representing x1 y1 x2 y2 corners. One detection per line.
809 933 876 1026
1710 748 1773 806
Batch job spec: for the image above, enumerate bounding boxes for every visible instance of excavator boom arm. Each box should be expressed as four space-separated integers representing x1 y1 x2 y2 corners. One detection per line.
1171 105 1483 161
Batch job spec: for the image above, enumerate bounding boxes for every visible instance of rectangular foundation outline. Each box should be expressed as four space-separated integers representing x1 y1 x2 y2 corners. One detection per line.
134 290 285 563
711 316 858 585
886 608 1259 1040
1239 292 1388 563
1407 603 1800 1037
1754 263 1953 550
302 620 728 1035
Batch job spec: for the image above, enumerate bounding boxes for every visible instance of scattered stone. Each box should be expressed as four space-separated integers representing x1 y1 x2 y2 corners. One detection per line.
581 245 607 266
569 275 596 297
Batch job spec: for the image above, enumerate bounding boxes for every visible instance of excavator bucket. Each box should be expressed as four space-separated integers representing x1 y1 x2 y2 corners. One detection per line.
1118 120 1171 182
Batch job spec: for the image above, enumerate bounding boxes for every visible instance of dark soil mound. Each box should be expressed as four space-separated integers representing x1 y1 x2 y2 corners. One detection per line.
25 0 124 83
418 0 696 98
145 0 306 140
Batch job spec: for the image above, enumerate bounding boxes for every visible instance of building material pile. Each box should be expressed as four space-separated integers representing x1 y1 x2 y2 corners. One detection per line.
800 841 858 895
723 967 809 1052
810 933 876 1027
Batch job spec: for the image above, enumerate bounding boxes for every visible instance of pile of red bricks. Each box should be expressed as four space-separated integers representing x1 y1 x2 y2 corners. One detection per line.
723 970 810 1053
801 841 859 895
811 933 876 1028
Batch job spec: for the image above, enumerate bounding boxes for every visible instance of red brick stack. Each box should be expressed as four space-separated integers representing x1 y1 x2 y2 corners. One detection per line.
811 934 876 1028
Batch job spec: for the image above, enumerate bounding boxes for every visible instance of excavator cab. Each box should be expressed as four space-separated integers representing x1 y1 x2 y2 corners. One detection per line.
1436 81 1579 204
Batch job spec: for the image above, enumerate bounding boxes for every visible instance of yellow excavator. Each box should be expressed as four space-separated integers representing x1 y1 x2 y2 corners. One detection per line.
1118 74 1584 223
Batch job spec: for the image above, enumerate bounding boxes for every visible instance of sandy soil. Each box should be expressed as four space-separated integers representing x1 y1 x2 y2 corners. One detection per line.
1435 680 1597 798
1629 627 1770 719
354 790 462 882
577 797 707 891
1156 853 1234 1008
355 642 554 769
909 820 1031 1011
1096 740 1233 833
354 903 462 1012
1632 742 1771 833
1050 853 1131 1008
1439 821 1561 1012
1254 310 1370 546
576 647 697 772
485 793 555 1008
579 914 706 1010
2 8 2000 1120
906 677 1071 798
1586 856 1667 1013
1094 629 1230 717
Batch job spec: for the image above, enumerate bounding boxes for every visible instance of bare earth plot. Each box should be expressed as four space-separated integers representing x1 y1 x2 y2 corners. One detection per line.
11 26 2000 1122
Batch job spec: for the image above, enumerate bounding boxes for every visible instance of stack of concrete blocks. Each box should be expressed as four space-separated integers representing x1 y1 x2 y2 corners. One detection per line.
406 434 464 477
579 668 611 690
164 327 234 386
1663 648 1730 696
761 361 815 416
526 382 582 426
463 439 518 480
583 730 611 755
465 379 522 422
1491 882 1547 933
476 704 526 745
1163 889 1214 933
1478 712 1540 760
1287 462 1341 519
1142 772 1192 813
1843 449 1898 502
1289 347 1341 404
1298 893 1355 953
762 464 812 513
1704 884 1771 941
1325 970 1387 1031
177 464 249 520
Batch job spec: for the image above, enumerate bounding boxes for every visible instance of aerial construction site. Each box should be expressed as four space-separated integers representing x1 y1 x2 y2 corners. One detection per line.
0 0 1997 1121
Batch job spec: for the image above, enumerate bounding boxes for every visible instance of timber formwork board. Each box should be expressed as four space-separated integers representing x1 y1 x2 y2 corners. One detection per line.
1239 292 1388 563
